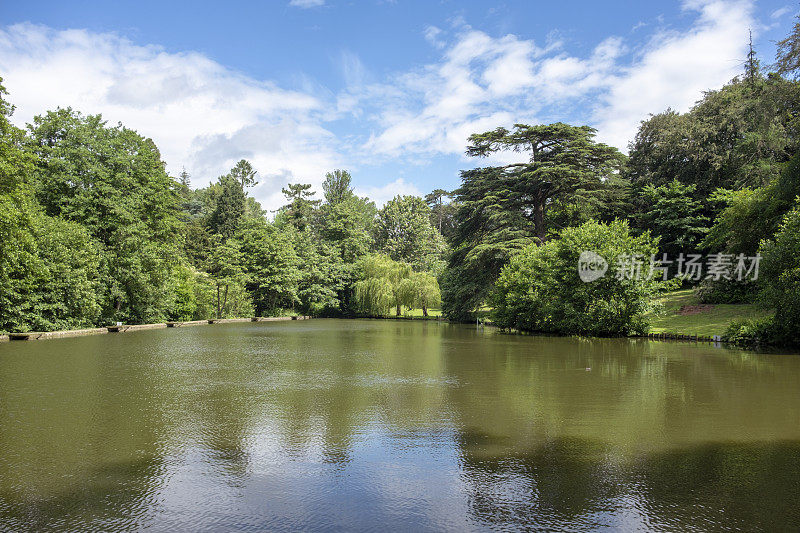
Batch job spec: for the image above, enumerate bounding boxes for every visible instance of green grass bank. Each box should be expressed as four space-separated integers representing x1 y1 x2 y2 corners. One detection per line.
648 289 771 338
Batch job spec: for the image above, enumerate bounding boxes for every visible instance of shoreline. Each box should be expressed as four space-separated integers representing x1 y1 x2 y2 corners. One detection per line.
0 316 312 342
0 315 743 348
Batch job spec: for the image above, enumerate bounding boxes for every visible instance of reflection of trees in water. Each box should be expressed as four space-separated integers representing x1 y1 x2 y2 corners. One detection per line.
0 456 165 531
187 324 800 529
630 440 800 531
0 332 180 529
442 334 800 531
237 320 450 466
456 434 800 530
458 434 617 529
442 334 798 452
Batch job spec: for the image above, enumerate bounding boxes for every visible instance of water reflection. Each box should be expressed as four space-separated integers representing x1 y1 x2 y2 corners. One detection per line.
1 320 799 531
457 435 800 531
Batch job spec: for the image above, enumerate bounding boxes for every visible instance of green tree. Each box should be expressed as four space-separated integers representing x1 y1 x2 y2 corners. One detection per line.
291 227 340 314
0 78 40 332
465 122 625 242
442 123 624 322
276 182 351 315
635 179 709 257
775 12 800 79
208 173 246 237
179 168 191 188
237 217 300 315
424 189 459 244
424 189 448 232
705 152 800 256
627 75 800 197
1 214 102 333
281 183 320 231
205 235 250 318
442 167 534 322
230 159 258 189
26 107 182 323
374 195 445 271
492 220 662 336
30 215 102 330
353 254 412 317
317 195 375 263
0 81 102 332
398 271 441 316
759 200 800 345
165 263 200 321
315 176 376 314
322 169 354 206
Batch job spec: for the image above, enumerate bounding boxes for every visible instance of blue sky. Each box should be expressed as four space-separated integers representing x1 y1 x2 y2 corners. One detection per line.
0 0 796 210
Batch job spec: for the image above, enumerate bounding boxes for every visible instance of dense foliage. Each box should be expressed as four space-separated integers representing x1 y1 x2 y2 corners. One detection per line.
751 201 800 345
441 123 626 321
492 220 661 336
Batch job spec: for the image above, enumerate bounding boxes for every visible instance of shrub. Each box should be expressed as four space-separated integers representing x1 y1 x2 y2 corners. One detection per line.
694 277 756 304
759 200 800 346
492 220 662 336
722 317 778 347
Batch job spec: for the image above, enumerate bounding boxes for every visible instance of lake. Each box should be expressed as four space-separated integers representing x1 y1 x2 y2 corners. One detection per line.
1 319 799 531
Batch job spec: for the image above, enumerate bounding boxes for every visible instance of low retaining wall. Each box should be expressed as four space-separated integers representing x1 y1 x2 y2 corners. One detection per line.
7 328 108 341
639 332 722 343
2 316 312 342
106 323 167 333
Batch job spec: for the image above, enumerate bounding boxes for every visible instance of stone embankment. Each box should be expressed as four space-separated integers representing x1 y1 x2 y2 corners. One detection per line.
1 316 312 342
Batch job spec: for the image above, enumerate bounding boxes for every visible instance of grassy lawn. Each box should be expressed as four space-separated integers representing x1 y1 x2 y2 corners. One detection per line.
647 289 771 337
403 307 442 318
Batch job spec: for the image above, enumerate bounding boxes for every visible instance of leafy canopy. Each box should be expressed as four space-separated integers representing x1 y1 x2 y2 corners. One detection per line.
493 220 662 336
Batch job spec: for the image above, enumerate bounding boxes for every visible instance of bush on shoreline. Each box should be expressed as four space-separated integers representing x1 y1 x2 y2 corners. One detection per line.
492 220 663 336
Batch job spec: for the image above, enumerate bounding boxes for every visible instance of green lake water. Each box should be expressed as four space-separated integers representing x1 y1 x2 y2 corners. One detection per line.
1 319 799 531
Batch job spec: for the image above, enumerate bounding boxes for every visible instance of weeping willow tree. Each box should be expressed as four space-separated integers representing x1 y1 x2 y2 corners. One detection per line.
354 277 392 316
353 254 415 316
399 272 441 316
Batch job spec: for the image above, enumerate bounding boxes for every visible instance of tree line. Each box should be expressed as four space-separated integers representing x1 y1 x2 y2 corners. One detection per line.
0 89 446 332
4 17 800 345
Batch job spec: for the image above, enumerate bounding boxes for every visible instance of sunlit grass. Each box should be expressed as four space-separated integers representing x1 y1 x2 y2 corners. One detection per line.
403 307 442 318
647 289 771 337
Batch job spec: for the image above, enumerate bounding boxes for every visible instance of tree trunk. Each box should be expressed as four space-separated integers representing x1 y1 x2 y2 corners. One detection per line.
396 303 401 317
216 284 221 319
223 284 229 316
422 306 428 317
534 200 546 244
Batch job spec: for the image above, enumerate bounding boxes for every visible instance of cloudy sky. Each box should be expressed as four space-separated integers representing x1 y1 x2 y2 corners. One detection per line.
0 0 795 211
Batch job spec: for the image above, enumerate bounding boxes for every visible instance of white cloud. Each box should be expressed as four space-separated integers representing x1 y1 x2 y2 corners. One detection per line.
289 0 325 8
594 0 753 149
353 0 754 157
354 178 421 206
423 25 445 49
339 49 367 87
771 6 792 19
0 23 340 212
357 29 546 159
0 0 758 212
